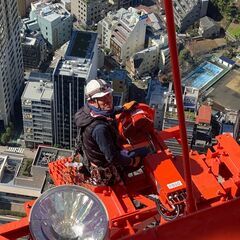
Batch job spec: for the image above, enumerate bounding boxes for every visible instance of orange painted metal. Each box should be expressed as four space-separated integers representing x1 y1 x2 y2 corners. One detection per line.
127 197 240 240
0 217 29 239
144 152 186 210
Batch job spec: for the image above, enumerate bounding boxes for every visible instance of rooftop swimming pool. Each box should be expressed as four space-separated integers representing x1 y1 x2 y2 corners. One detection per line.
182 61 224 90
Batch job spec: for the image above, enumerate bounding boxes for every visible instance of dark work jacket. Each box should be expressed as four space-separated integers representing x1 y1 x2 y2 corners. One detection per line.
75 104 130 169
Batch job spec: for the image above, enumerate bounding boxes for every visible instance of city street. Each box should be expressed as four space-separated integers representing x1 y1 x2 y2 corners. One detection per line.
0 146 37 159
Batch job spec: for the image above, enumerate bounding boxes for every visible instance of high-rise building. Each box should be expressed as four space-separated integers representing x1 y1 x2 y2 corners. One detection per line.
0 0 24 129
53 31 98 148
71 0 119 27
71 0 143 28
21 79 54 148
98 7 147 65
157 0 209 32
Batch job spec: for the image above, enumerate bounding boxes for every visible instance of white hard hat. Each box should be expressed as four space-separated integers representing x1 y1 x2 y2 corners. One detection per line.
85 79 113 100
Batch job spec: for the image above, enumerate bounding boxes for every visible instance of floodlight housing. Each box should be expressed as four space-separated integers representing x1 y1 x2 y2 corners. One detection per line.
29 185 109 240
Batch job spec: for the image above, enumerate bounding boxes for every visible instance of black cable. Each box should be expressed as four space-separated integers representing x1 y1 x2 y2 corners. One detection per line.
155 199 180 221
147 195 180 221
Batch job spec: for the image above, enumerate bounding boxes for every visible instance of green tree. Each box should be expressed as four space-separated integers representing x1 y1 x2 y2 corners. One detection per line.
6 127 12 137
1 133 9 145
53 144 61 148
105 48 111 55
179 49 194 65
212 0 234 18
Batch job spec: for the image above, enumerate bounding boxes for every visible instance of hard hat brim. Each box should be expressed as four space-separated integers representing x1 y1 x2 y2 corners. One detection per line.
88 88 113 99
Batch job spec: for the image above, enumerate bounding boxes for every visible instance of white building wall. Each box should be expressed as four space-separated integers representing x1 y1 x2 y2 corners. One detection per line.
173 0 209 32
72 0 118 27
98 15 120 50
21 82 54 148
132 46 158 76
30 3 73 50
123 15 146 60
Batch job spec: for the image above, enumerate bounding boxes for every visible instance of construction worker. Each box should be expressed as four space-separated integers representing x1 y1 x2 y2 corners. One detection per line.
75 79 141 186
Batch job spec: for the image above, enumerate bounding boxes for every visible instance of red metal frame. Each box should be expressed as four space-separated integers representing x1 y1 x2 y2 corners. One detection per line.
164 0 196 213
47 127 240 239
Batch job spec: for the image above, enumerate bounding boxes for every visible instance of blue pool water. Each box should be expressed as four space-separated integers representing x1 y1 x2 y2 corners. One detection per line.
183 62 223 90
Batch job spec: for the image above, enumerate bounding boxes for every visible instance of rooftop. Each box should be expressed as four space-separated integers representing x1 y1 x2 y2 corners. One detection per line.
0 152 48 198
28 72 52 82
65 31 97 59
31 2 71 22
219 56 236 66
33 146 72 167
22 81 53 101
196 105 212 124
165 110 196 122
55 31 97 77
206 69 240 111
200 16 217 30
23 37 37 46
164 85 197 122
0 156 23 185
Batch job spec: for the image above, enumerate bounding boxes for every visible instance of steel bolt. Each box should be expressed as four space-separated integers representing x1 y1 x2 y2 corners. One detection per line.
135 214 140 220
103 190 108 196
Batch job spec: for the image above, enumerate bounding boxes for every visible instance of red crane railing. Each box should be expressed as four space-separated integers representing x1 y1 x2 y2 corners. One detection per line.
164 0 196 213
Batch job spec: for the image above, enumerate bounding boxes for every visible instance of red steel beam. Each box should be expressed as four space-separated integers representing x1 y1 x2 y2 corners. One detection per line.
163 0 196 213
130 197 240 240
0 217 29 239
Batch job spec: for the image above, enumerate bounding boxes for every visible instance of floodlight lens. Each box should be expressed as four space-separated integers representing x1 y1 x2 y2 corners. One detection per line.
30 185 109 240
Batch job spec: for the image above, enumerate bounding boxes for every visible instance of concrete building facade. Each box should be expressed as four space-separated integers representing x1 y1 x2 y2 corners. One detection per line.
71 0 118 27
21 80 54 148
162 85 199 156
71 0 142 27
98 7 147 65
126 35 169 77
21 29 48 69
173 0 209 32
109 69 130 105
0 0 24 129
157 0 209 32
30 1 73 50
198 16 220 39
53 31 98 148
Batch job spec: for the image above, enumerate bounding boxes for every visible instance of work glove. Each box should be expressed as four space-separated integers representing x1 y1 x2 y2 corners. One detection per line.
133 147 150 158
123 101 137 111
131 156 141 168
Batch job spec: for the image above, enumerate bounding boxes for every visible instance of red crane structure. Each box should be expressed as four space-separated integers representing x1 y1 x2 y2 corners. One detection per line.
1 1 240 239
